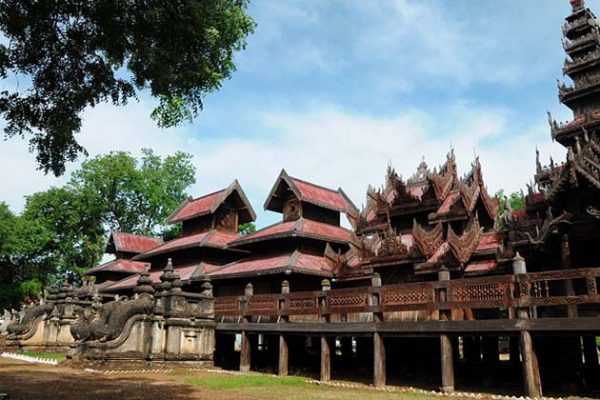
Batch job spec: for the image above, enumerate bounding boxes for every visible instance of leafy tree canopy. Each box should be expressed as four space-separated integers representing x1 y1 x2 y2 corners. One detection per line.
0 149 196 309
0 0 255 176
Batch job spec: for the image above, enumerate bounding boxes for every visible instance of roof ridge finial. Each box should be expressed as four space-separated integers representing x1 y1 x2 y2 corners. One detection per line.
570 0 585 10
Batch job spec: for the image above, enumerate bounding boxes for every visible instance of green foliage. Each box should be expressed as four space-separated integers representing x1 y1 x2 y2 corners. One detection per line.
0 0 255 176
495 189 526 229
238 222 256 235
69 149 196 236
0 150 196 309
496 189 526 214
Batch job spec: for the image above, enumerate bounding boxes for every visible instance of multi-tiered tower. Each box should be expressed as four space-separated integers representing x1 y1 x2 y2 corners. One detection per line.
515 0 600 270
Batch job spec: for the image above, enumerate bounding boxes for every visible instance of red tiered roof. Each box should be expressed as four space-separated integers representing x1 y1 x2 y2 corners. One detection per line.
264 170 357 214
84 259 150 276
290 177 354 213
103 262 219 291
229 218 353 247
109 232 163 254
209 251 333 279
168 190 225 223
167 180 256 224
134 230 242 260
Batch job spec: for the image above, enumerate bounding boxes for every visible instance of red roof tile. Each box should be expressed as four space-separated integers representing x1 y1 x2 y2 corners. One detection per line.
290 177 354 213
264 170 357 214
167 181 257 224
464 260 498 273
168 190 226 223
426 241 451 263
84 259 150 275
102 262 217 291
475 232 503 252
209 251 333 279
134 230 241 260
109 232 163 254
229 218 353 247
436 191 461 214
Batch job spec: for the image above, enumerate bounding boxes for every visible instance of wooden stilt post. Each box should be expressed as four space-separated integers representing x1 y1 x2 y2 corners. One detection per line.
514 253 542 398
438 267 455 394
320 279 331 382
560 234 578 318
371 273 386 387
240 283 253 372
583 336 599 369
279 280 290 376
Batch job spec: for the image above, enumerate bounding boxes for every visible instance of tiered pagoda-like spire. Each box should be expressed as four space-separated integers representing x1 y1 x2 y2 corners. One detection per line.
552 0 600 146
355 153 502 280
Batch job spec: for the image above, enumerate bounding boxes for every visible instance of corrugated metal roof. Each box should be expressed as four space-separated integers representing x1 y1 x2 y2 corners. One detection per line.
84 258 149 275
134 229 240 260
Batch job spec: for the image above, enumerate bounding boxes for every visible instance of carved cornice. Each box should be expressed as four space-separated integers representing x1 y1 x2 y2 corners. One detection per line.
412 220 444 257
447 216 483 264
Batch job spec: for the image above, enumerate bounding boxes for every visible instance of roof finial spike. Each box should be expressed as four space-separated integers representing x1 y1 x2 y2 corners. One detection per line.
570 0 585 10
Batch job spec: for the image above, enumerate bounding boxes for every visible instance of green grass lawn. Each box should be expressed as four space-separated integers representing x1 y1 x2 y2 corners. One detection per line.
21 351 67 360
185 373 439 400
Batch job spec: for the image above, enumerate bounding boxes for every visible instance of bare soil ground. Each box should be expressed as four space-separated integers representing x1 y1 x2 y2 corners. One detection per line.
0 358 507 400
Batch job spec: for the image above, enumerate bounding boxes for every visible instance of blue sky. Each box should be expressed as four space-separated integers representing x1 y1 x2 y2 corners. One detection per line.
0 0 591 228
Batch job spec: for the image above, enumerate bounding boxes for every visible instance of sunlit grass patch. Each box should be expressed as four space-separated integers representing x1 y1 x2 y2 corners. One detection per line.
186 373 309 389
21 351 67 360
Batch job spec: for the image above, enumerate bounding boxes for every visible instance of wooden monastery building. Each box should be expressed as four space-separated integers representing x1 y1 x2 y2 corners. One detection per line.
67 0 600 397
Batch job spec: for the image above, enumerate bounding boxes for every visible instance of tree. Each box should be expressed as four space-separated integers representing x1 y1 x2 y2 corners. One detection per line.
69 149 196 236
0 0 255 176
496 189 526 215
238 222 256 235
0 149 196 309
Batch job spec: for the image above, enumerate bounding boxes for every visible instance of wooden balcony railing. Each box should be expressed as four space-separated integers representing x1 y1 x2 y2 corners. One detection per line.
215 267 600 321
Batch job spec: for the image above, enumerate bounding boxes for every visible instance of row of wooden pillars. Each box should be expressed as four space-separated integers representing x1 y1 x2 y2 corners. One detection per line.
237 331 547 397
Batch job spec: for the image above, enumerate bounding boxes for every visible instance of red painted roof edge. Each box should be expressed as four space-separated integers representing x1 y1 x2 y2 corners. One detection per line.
133 230 247 260
207 251 334 280
229 218 351 247
108 231 164 253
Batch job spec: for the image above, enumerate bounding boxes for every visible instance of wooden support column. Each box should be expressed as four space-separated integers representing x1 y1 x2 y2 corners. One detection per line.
320 279 332 382
583 336 599 369
240 331 251 372
520 330 542 398
438 267 455 394
371 273 386 387
560 234 578 318
514 253 542 398
278 280 290 376
240 283 253 372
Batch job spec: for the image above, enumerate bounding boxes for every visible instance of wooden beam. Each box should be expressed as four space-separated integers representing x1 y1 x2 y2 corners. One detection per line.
373 332 386 387
278 335 289 376
216 318 600 335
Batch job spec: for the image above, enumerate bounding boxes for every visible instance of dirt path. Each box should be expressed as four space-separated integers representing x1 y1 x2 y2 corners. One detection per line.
0 358 242 400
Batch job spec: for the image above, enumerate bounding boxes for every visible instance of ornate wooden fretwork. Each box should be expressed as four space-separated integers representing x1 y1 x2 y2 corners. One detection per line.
412 220 444 257
430 150 457 202
447 216 483 264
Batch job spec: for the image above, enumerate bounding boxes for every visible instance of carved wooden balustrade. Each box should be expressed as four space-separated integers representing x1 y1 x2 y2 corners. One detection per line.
215 268 600 321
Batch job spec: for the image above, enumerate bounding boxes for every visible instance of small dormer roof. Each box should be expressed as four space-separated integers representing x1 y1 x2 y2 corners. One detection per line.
263 169 357 214
167 180 256 224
